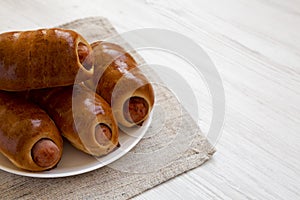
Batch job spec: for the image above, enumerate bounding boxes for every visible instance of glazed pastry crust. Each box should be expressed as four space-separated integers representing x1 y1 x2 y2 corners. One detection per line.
0 28 93 91
86 41 155 127
0 92 63 171
29 84 119 156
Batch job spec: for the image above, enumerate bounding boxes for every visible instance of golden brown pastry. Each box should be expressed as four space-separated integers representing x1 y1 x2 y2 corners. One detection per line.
0 28 93 91
0 91 63 172
85 41 155 127
29 84 119 156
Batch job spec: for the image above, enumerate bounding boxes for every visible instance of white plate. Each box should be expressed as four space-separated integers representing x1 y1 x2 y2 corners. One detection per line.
0 117 151 178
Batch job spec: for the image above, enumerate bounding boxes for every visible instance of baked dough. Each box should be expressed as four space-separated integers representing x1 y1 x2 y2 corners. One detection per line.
0 28 93 91
0 91 63 171
85 41 155 127
29 84 119 156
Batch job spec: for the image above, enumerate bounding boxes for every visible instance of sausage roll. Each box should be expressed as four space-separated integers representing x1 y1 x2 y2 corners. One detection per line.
85 41 155 127
0 91 63 172
0 28 93 91
29 84 119 157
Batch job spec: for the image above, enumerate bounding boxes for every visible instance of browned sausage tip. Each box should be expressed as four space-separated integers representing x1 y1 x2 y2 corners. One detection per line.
77 43 93 70
123 97 149 124
31 139 60 168
95 123 112 145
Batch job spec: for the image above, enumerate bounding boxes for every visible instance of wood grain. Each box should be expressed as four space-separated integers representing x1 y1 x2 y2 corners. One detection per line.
0 0 299 199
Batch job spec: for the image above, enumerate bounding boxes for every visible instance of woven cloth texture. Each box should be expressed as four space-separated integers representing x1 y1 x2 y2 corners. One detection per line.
0 17 215 200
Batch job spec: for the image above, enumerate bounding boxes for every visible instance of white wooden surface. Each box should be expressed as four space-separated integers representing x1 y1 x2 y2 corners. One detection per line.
0 0 299 199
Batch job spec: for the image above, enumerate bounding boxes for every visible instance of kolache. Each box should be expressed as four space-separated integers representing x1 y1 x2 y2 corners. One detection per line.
0 91 63 171
0 29 154 172
85 41 155 127
0 28 93 91
29 84 119 157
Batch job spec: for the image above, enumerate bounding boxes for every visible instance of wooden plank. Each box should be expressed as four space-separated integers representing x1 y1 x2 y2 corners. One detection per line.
0 0 299 199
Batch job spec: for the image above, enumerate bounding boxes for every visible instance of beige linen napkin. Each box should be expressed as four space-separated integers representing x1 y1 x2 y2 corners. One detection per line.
0 17 215 199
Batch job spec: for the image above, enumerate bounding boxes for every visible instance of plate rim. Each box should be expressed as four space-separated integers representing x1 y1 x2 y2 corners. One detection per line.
0 115 152 178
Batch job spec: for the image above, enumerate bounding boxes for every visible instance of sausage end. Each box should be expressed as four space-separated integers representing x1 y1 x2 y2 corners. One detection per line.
95 123 112 146
123 97 149 125
31 139 61 168
77 42 93 70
